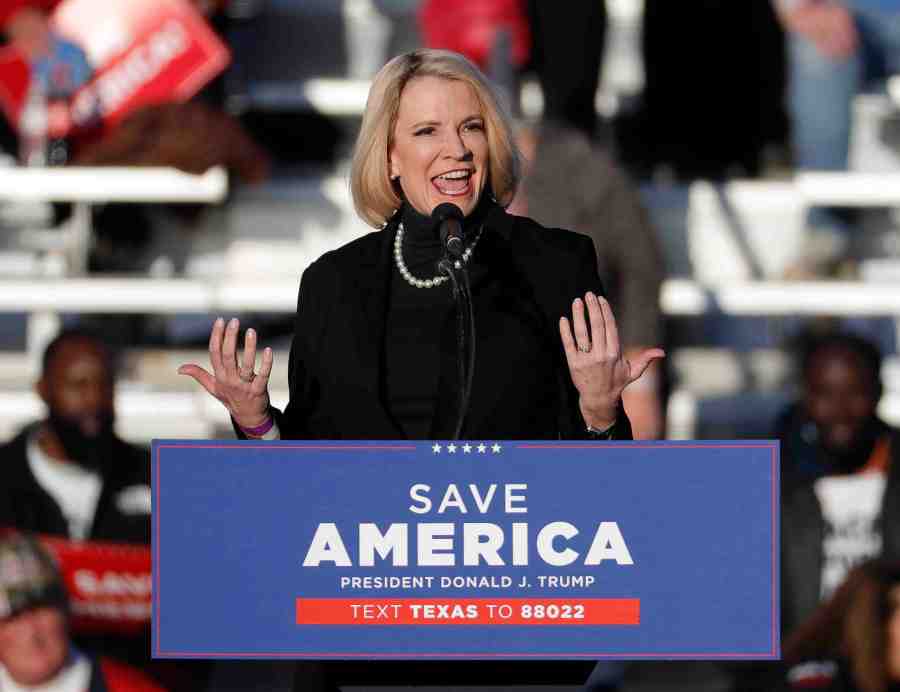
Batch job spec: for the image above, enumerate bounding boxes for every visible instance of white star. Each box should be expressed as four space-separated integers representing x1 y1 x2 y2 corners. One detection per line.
462 444 472 454
447 443 457 454
432 443 442 453
477 443 487 454
491 443 502 454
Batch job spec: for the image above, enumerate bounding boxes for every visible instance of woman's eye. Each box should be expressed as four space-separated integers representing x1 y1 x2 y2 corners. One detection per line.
414 127 435 136
464 121 484 132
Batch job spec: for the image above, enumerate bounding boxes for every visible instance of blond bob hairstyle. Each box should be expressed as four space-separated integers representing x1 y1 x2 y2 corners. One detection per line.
350 49 522 228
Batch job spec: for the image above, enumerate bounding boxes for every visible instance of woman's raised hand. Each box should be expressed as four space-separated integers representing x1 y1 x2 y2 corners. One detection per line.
559 292 665 430
178 317 274 429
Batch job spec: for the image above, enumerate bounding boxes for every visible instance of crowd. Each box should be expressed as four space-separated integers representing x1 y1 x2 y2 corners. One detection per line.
0 0 899 691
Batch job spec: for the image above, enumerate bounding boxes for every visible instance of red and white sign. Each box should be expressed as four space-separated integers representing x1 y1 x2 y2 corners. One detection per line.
38 534 151 636
0 0 229 135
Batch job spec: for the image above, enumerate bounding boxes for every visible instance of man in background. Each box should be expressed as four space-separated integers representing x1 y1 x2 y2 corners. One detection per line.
775 0 900 272
780 331 900 636
0 531 163 691
0 329 150 545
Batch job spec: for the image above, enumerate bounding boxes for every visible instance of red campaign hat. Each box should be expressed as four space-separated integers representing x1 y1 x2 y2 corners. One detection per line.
0 0 63 28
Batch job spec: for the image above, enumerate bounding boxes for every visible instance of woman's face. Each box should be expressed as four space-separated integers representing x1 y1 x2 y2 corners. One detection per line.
888 585 900 681
389 76 489 218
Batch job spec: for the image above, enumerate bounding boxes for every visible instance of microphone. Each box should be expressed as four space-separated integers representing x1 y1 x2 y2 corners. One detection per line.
432 202 465 260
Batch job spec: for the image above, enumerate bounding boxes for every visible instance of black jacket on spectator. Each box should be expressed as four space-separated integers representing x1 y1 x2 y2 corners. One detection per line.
781 429 900 636
0 424 151 545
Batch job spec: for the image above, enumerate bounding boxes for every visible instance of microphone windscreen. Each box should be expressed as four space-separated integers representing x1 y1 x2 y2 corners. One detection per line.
431 202 464 223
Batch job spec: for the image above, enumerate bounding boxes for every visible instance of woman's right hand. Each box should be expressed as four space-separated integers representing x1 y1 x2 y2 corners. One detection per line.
178 317 274 429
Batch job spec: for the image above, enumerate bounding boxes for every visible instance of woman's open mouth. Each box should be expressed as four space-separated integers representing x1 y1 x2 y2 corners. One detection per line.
432 169 474 196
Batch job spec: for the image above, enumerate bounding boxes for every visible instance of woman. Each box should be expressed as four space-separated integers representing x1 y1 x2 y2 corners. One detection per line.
179 49 663 442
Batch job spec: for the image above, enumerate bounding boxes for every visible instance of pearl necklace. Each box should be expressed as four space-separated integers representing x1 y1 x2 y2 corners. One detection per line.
393 222 484 289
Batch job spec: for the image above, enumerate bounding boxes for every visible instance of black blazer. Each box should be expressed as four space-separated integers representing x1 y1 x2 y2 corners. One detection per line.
271 204 632 441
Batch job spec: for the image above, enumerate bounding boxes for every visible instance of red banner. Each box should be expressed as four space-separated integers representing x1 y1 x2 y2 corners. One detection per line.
37 535 151 636
295 598 641 626
0 0 229 135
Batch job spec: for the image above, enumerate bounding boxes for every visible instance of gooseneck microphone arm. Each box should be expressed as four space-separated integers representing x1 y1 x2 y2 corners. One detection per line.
433 203 475 440
437 257 475 441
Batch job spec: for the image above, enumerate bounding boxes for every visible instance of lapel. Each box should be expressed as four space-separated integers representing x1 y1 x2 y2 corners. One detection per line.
347 220 404 438
479 208 579 437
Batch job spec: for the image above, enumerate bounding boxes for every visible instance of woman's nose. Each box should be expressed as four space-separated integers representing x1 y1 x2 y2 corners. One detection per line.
445 131 471 160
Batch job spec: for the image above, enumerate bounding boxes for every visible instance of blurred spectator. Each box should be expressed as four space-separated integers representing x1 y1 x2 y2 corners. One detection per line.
775 0 900 271
0 1 59 47
776 0 900 172
418 0 530 115
0 0 269 181
6 5 91 97
779 332 900 638
515 122 666 439
773 560 900 691
1 0 269 277
0 329 150 545
0 531 165 691
3 1 94 166
0 331 191 685
526 0 606 137
778 331 887 493
639 1 785 179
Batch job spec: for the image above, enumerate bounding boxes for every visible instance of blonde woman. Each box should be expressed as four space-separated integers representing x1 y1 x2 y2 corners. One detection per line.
180 49 663 443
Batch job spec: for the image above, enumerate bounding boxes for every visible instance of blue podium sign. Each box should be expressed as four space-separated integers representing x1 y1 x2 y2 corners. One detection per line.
152 440 779 659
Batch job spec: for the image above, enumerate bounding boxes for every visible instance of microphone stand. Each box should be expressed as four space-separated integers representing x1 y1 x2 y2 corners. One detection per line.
437 256 476 441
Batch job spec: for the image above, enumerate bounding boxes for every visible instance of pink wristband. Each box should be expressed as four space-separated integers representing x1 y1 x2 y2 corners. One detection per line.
239 413 274 437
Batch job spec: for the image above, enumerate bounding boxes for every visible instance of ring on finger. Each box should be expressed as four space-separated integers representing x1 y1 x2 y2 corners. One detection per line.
239 369 256 383
578 343 592 353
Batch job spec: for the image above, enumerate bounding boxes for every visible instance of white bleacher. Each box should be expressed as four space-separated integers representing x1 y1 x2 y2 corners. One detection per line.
0 165 227 279
644 175 900 439
0 386 291 443
0 166 227 203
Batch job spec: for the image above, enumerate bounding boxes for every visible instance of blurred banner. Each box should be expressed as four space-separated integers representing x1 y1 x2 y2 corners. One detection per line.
152 440 780 659
0 527 151 635
39 534 151 635
0 0 229 135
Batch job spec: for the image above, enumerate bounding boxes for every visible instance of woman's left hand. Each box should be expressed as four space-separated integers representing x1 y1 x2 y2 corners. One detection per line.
559 292 666 430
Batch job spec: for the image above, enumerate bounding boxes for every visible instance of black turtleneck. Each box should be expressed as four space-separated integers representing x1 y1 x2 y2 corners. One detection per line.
384 200 491 439
383 197 560 440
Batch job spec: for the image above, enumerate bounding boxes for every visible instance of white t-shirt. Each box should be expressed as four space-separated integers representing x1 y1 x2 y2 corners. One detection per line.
815 471 887 599
0 650 91 692
26 434 102 541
